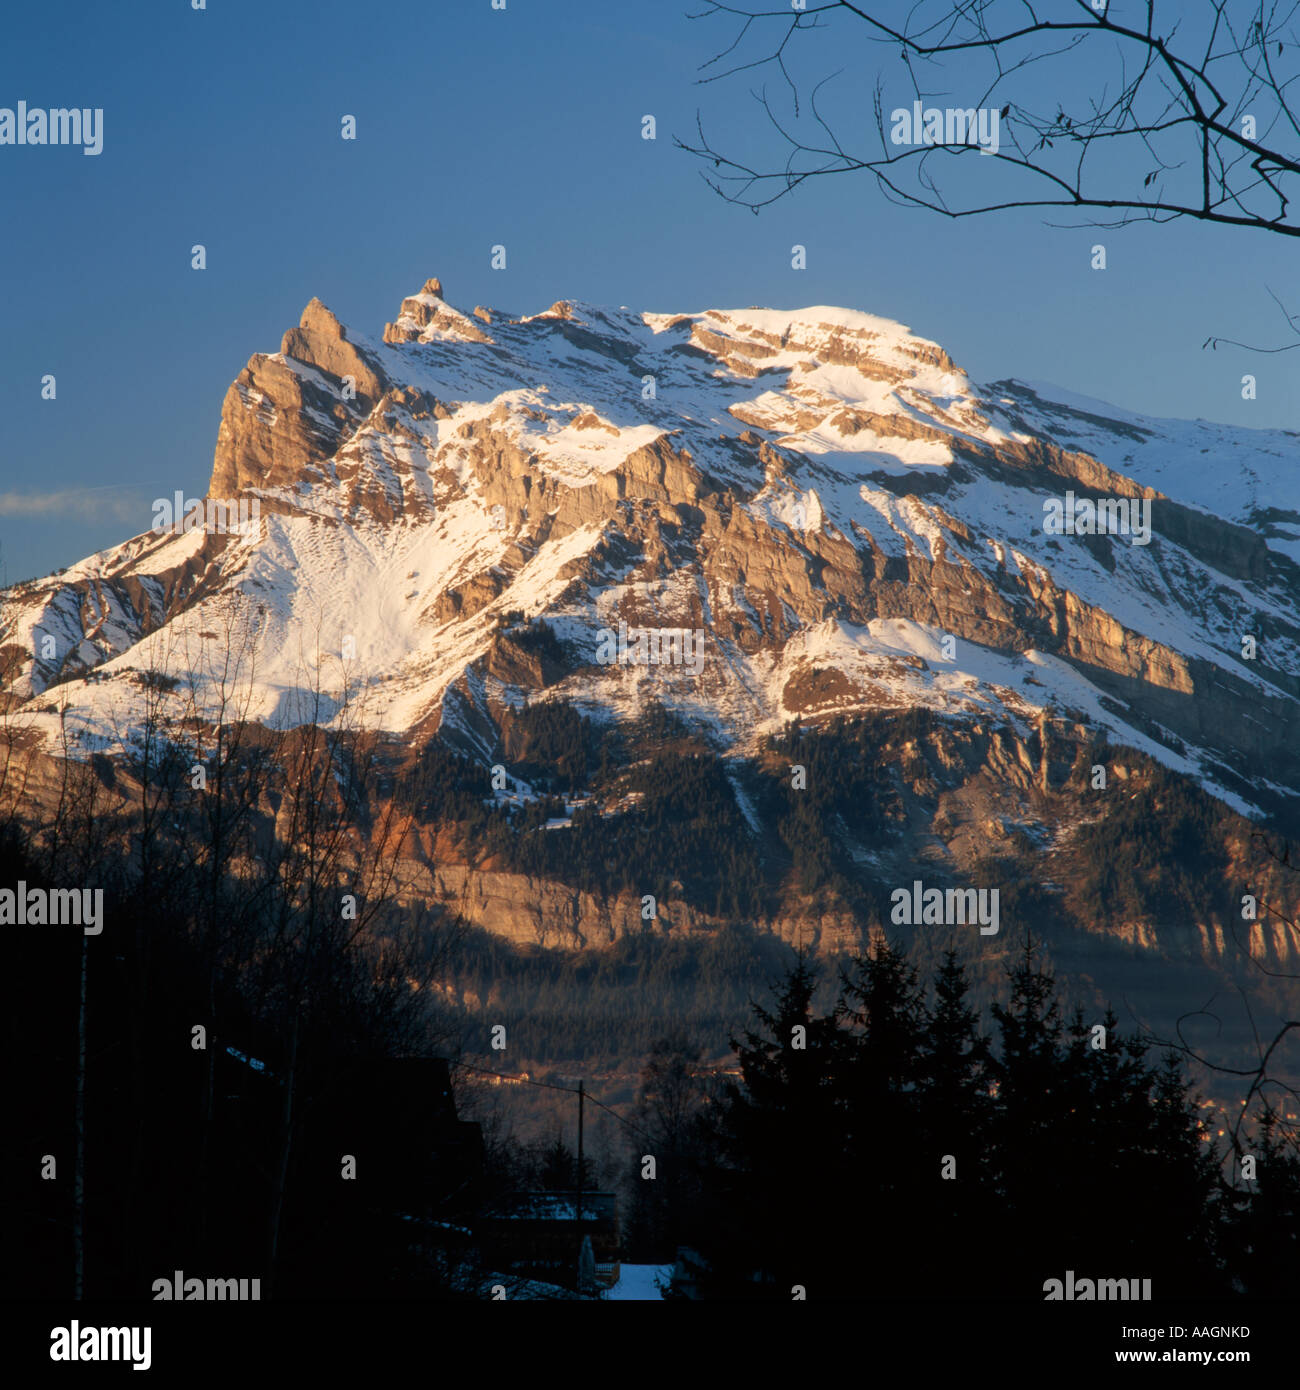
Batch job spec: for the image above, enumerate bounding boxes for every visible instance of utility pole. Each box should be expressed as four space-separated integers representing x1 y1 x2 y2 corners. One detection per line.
74 929 86 1299
576 1079 585 1229
559 1075 591 1292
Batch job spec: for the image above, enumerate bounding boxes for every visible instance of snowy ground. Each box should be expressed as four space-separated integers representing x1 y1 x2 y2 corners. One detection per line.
604 1264 672 1301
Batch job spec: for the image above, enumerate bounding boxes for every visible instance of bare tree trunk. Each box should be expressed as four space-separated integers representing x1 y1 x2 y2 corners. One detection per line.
265 1010 301 1298
74 928 87 1299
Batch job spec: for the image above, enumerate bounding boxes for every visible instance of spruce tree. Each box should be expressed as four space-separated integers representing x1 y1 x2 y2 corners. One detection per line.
700 955 840 1297
1224 1101 1300 1298
915 950 994 1274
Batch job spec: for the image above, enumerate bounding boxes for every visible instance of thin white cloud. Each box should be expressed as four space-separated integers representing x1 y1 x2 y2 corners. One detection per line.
0 483 167 522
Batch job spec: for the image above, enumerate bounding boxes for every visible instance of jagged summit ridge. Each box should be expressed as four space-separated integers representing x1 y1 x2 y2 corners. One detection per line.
3 276 1299 825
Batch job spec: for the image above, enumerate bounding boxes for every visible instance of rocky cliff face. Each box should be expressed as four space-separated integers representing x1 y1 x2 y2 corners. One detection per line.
3 277 1299 974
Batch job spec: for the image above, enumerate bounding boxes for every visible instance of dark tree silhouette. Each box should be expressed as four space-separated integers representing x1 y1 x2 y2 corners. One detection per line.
625 1033 714 1260
690 938 1237 1299
699 954 842 1296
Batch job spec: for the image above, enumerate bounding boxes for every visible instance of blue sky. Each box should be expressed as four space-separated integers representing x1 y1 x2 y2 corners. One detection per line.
2 0 1296 583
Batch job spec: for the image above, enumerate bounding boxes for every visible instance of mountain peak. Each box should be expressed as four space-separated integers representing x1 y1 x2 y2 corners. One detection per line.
207 292 388 503
13 277 1297 832
298 295 342 331
384 275 491 346
280 298 383 392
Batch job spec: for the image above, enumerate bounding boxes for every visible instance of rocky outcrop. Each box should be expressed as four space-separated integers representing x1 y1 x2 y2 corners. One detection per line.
208 297 389 507
391 857 865 954
383 278 492 345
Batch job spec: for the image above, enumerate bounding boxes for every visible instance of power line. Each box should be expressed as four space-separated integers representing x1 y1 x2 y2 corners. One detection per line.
448 1056 657 1147
581 1089 657 1150
449 1056 579 1095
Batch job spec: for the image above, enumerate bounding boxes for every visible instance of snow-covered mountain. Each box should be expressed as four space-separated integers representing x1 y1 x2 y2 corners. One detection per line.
5 276 1298 824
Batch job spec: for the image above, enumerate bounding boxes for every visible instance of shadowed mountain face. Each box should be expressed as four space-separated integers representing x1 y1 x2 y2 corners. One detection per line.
2 279 1298 1066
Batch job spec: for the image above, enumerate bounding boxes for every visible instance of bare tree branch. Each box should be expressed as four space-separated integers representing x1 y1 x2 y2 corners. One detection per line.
682 0 1300 235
